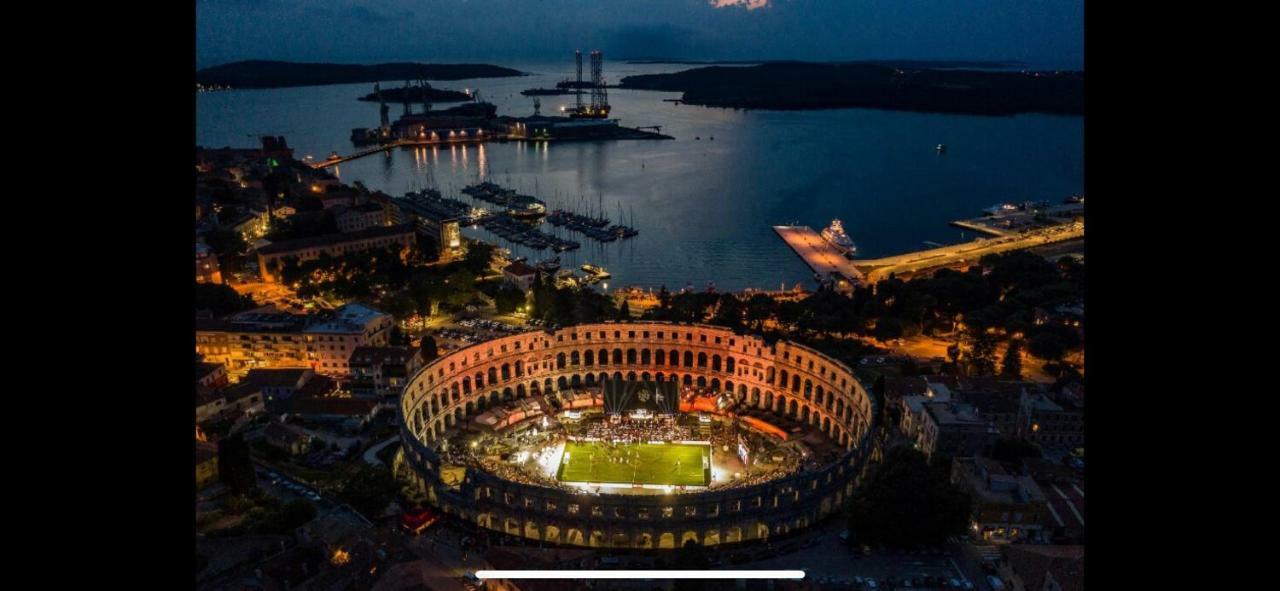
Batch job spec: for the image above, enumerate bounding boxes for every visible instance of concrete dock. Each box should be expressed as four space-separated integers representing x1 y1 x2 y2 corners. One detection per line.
772 226 865 287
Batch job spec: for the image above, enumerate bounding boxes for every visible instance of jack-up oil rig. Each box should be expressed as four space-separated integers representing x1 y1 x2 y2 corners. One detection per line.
563 49 611 119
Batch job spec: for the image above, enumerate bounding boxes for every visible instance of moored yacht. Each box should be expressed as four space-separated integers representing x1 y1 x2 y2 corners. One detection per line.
820 219 857 255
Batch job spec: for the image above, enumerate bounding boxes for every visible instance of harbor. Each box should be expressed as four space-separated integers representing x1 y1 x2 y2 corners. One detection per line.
201 59 1083 292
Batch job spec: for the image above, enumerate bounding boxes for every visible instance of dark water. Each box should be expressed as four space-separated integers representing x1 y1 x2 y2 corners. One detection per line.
197 60 1083 291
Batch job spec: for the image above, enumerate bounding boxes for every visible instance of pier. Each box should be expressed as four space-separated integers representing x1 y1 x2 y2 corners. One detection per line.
775 221 1084 287
773 226 866 288
311 137 492 168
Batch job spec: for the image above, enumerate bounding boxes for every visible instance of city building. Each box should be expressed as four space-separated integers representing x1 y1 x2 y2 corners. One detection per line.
225 208 271 242
195 242 223 284
290 391 380 432
952 457 1050 543
335 202 392 233
196 304 392 377
394 197 462 262
502 261 539 292
899 379 955 440
264 422 313 455
196 387 227 423
255 224 416 282
998 545 1084 591
1019 389 1085 449
348 346 425 401
303 303 394 375
919 401 999 458
242 367 316 403
196 309 311 377
196 440 219 489
196 362 229 389
959 381 1030 439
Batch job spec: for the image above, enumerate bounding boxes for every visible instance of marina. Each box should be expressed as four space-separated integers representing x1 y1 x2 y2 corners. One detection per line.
199 60 1083 292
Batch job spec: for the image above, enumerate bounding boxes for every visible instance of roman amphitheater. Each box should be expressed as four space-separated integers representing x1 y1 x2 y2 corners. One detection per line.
394 322 877 549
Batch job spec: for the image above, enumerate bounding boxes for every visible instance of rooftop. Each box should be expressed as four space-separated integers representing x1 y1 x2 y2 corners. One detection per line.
290 396 379 417
503 261 538 277
256 224 413 256
244 367 313 388
196 362 224 382
305 303 390 334
924 401 989 427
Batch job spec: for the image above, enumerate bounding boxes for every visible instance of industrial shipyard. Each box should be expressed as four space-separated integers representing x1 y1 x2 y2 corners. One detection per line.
343 50 670 166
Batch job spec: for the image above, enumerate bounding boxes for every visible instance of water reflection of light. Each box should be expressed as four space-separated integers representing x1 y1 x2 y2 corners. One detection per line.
478 144 487 180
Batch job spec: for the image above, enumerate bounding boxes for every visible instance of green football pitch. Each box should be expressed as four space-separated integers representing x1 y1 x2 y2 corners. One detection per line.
557 441 710 487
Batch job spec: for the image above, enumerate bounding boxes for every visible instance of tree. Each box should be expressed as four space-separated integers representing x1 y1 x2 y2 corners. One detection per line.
965 332 999 377
744 293 775 331
195 282 257 317
217 434 258 496
617 299 632 320
493 285 526 314
1027 332 1068 362
709 294 743 330
338 465 402 519
1001 339 1024 379
847 447 970 548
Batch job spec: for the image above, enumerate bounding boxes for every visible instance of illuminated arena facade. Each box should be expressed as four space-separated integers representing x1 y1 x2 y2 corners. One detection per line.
395 322 877 549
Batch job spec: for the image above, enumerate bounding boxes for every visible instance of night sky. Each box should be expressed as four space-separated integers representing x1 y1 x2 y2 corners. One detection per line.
196 0 1083 69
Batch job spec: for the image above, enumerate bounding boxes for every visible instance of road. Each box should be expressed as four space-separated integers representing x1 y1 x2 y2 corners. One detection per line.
774 222 1082 287
864 335 1057 383
363 436 400 467
858 223 1084 283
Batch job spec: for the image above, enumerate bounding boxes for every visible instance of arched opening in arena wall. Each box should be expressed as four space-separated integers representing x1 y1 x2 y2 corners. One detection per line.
658 532 676 549
565 528 585 546
505 518 520 535
703 529 721 546
681 530 700 546
571 374 582 387
590 530 606 548
544 524 561 543
726 527 743 543
524 521 540 540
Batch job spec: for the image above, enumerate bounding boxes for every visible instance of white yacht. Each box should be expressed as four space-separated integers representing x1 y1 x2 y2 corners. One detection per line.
820 219 857 255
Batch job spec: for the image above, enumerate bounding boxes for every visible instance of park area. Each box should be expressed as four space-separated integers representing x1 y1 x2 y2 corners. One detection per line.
557 441 709 487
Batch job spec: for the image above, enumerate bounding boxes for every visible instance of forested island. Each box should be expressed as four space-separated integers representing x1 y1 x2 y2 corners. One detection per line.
195 60 524 89
619 62 1082 116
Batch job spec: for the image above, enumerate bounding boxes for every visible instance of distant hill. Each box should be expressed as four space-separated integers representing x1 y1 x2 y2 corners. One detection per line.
196 60 524 89
619 62 1082 116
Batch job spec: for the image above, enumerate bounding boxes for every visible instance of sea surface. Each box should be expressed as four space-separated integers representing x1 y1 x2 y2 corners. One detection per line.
197 59 1083 292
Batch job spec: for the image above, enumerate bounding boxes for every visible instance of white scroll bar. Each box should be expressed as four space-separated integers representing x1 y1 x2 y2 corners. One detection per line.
475 570 805 579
